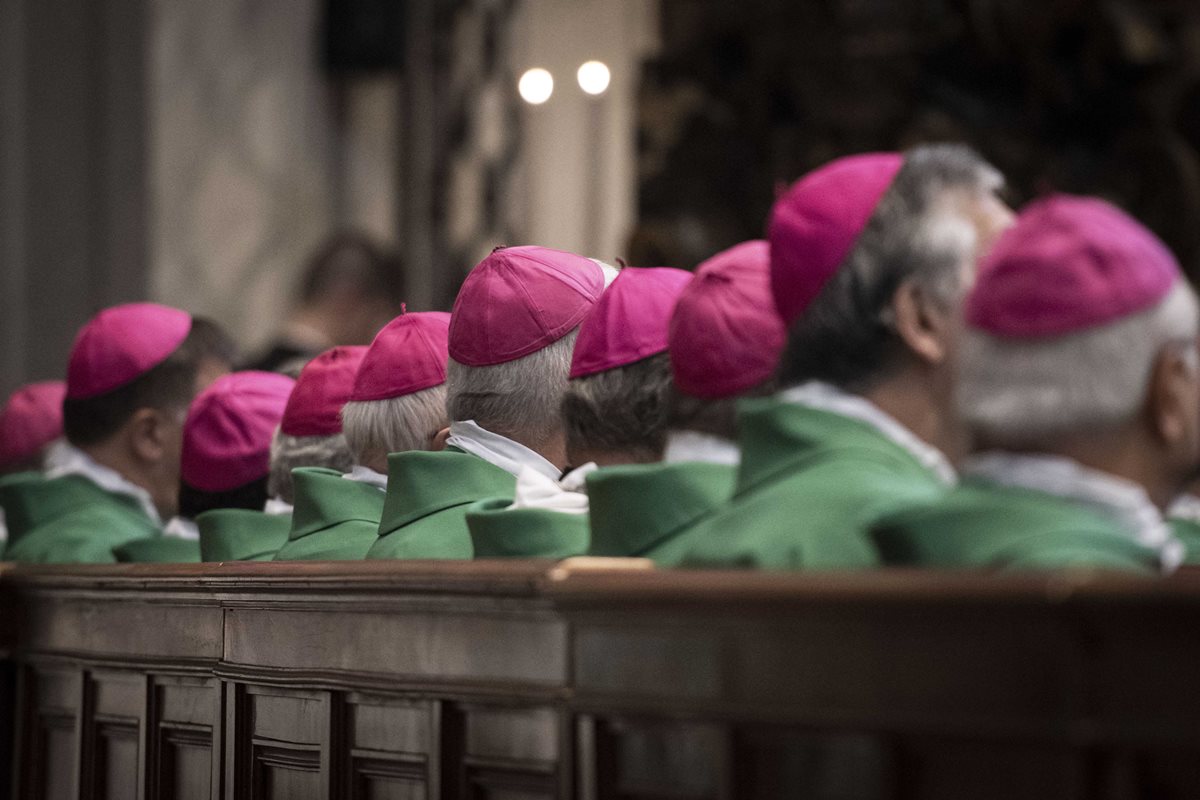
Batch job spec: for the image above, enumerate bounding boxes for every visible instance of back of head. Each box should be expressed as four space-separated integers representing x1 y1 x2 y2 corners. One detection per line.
341 311 452 472
0 381 67 474
268 346 365 502
179 371 295 518
772 144 1005 392
667 240 786 440
189 315 239 391
299 231 404 310
445 246 607 453
960 194 1200 450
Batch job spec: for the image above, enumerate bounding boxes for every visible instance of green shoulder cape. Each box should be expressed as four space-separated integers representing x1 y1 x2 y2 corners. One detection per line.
465 497 589 558
197 509 291 562
273 468 385 561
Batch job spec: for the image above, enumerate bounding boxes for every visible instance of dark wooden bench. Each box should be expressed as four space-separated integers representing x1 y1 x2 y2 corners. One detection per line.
2 561 1199 799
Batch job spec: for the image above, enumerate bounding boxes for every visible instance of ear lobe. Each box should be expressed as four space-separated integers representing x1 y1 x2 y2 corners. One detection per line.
891 282 948 366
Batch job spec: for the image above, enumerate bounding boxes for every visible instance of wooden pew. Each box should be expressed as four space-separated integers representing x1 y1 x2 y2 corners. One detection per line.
2 562 1199 799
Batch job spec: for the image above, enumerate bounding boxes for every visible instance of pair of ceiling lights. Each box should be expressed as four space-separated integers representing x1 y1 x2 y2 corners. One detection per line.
518 61 610 105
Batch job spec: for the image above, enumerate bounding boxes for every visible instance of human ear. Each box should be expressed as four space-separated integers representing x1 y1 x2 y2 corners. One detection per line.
128 408 168 464
890 280 950 366
430 427 451 451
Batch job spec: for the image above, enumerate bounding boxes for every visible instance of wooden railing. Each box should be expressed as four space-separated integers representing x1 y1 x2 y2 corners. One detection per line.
2 561 1200 799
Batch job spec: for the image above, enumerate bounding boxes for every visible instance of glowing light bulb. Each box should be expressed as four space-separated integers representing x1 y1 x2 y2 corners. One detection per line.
518 68 554 105
577 61 611 96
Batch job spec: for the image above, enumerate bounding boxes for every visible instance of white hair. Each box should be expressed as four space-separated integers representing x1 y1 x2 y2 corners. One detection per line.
960 281 1200 445
267 428 355 504
445 329 578 449
341 384 449 466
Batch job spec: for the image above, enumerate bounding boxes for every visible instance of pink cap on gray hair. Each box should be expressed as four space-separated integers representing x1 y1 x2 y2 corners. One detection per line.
448 246 606 367
967 194 1180 338
769 153 903 326
669 240 786 399
0 381 67 468
351 311 451 402
280 346 368 437
66 303 193 399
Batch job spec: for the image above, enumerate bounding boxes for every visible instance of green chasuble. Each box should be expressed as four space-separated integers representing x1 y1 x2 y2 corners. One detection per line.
682 400 947 569
113 536 201 563
3 475 161 564
273 468 385 561
870 480 1160 573
465 498 589 558
1169 517 1200 565
367 449 516 560
197 509 291 562
0 471 49 557
586 461 735 566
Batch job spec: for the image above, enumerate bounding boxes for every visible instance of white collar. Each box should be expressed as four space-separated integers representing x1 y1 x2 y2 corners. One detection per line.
344 465 388 491
163 516 200 540
445 420 561 481
967 452 1184 572
506 463 595 514
663 431 740 466
780 381 957 486
46 443 162 525
1169 493 1200 523
263 496 294 516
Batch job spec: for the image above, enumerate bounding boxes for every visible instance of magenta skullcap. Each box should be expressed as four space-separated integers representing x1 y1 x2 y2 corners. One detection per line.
769 153 903 326
449 245 606 366
967 194 1180 338
0 381 67 468
181 371 295 492
351 311 452 402
669 240 787 399
66 303 193 399
569 267 693 379
280 346 368 436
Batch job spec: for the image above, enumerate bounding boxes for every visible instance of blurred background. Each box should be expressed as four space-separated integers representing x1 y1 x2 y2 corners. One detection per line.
4 0 1200 393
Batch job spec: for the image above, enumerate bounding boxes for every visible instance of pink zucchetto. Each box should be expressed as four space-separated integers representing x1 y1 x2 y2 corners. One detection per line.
569 267 692 379
669 240 787 399
280 346 368 437
181 371 295 492
0 381 67 468
351 311 452 401
66 303 193 399
449 245 606 367
769 152 903 326
966 194 1180 338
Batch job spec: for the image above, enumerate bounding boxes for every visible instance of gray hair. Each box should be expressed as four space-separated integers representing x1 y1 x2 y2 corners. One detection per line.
961 281 1200 445
445 329 578 449
562 352 674 464
267 428 355 504
779 143 1004 391
341 384 449 466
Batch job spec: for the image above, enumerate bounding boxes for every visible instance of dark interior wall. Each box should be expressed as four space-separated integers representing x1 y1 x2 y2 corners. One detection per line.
632 0 1200 278
0 0 148 396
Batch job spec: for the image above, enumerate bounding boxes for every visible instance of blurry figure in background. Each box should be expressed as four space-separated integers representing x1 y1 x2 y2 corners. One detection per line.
245 232 404 375
873 196 1199 573
0 381 67 557
274 311 450 561
587 241 786 565
464 266 690 559
115 371 294 563
684 144 1013 569
190 316 240 392
266 346 364 512
5 304 206 563
368 246 614 560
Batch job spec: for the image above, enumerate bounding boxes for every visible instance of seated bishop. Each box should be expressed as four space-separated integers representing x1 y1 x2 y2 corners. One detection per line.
5 304 207 563
465 265 691 558
0 381 67 557
274 311 450 561
367 246 616 560
120 370 294 563
586 240 785 566
683 145 1013 569
871 195 1196 573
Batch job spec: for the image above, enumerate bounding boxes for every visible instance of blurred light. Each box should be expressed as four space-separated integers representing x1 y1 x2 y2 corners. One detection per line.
518 68 554 105
577 61 611 96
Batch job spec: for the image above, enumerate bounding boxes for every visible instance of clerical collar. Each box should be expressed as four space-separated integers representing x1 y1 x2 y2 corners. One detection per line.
663 431 740 466
344 465 388 491
968 452 1184 572
46 443 162 525
263 497 293 516
1169 493 1200 523
444 420 561 481
780 381 957 486
506 463 595 514
163 516 199 540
